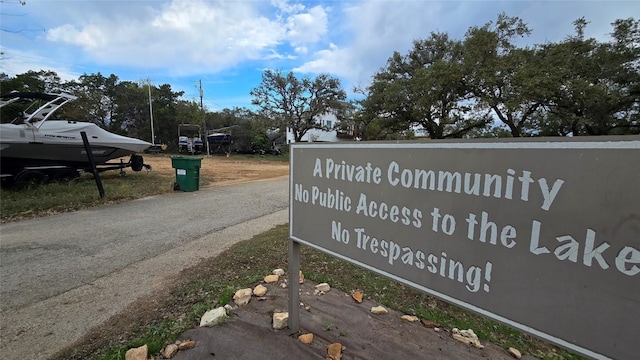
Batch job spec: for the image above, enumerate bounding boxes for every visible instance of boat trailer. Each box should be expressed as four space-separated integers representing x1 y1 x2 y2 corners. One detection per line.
0 154 151 188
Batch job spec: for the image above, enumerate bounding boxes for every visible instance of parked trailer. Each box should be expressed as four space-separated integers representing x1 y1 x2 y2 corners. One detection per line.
0 154 150 188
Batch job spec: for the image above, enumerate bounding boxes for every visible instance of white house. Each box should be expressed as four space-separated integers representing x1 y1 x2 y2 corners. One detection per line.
285 112 355 143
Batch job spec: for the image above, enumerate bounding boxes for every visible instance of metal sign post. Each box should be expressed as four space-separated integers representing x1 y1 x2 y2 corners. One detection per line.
287 239 300 332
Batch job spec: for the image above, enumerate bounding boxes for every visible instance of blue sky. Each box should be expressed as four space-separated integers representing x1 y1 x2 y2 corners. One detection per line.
1 0 637 111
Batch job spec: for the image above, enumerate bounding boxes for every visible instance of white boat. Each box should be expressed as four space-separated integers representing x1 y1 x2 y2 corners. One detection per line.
0 92 152 185
177 124 203 154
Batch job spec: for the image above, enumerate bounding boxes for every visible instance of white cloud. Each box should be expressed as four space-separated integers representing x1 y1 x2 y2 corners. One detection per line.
285 5 328 44
47 24 106 49
270 0 305 14
294 1 437 89
294 46 308 55
40 0 328 76
292 0 640 94
264 50 297 60
294 43 352 74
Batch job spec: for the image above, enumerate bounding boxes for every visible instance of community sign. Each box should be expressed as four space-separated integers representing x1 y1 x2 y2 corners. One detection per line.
289 136 639 360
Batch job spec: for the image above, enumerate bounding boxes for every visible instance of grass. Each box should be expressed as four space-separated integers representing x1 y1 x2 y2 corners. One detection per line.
0 170 174 222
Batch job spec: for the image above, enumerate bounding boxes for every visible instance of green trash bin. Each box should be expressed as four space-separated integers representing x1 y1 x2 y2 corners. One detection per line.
170 156 202 192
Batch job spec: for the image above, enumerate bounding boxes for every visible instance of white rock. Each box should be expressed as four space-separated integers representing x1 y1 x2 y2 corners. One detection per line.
200 307 228 327
508 347 522 359
233 288 253 306
272 312 289 330
253 284 268 296
273 268 285 276
161 344 178 358
177 340 196 350
401 315 419 322
452 328 484 349
298 333 314 344
370 306 388 315
224 304 234 313
125 345 147 360
315 283 331 292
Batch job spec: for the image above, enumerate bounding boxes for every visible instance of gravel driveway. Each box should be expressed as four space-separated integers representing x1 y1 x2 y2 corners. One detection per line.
0 177 289 360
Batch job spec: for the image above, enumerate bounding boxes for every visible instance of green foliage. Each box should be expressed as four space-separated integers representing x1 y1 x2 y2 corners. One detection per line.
250 132 271 152
538 18 640 135
364 32 490 139
218 285 237 306
0 70 61 95
91 318 189 360
462 14 544 137
360 14 639 138
61 73 119 131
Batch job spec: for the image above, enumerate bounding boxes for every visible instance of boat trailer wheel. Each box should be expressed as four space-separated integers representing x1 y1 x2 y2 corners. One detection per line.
14 170 47 188
52 169 80 183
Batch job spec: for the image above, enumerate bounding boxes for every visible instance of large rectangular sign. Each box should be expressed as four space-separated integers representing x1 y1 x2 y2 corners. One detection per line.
289 137 639 360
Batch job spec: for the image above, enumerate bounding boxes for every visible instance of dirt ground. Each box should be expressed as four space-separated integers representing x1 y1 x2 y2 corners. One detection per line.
142 154 290 188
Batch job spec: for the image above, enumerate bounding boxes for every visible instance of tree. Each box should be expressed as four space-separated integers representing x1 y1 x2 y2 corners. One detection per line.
333 99 360 139
62 73 120 131
463 13 546 137
250 70 346 142
363 32 488 139
112 81 149 139
540 18 640 135
0 70 62 94
352 86 410 140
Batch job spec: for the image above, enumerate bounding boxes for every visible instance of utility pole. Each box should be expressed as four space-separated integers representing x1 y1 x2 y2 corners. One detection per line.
147 78 156 146
199 80 210 155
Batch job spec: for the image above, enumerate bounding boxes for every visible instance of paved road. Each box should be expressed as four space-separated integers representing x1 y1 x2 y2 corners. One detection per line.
0 177 289 359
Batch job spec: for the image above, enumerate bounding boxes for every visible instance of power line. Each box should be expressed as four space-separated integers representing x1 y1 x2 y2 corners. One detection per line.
0 28 44 33
1 0 43 33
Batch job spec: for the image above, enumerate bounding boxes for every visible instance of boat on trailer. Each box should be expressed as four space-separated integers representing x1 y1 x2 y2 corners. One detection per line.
0 92 152 186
